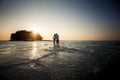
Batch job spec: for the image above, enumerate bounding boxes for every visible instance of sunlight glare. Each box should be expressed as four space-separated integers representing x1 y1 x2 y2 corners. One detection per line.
32 27 40 34
30 42 40 59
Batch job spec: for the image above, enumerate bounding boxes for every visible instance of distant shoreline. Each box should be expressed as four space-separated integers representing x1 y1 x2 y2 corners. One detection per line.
0 40 120 42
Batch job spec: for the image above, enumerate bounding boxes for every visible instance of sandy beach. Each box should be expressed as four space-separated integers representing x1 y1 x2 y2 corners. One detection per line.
0 41 120 80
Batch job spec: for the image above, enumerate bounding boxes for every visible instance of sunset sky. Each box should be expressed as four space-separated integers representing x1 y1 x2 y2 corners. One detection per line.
0 0 120 40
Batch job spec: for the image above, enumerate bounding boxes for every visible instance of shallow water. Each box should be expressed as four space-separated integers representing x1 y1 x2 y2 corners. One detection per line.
0 41 120 80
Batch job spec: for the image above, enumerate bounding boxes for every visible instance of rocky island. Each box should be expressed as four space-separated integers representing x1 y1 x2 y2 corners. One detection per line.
10 30 43 41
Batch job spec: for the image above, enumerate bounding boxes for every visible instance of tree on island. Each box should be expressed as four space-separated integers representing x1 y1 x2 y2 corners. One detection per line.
10 30 43 41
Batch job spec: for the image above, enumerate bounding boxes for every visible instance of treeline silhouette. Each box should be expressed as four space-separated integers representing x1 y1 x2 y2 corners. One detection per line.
10 30 43 41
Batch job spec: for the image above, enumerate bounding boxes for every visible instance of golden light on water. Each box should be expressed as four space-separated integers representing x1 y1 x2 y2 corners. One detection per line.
30 42 40 59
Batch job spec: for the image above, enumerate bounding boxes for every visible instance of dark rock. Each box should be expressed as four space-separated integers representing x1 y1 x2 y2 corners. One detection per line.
10 30 43 41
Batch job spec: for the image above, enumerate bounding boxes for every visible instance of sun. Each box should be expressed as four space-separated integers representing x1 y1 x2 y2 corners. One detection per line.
32 27 39 34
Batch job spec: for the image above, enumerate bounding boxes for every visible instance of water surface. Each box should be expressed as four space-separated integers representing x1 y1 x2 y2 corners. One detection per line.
0 41 120 80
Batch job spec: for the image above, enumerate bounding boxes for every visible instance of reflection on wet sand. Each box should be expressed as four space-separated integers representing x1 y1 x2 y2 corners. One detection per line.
30 42 40 59
0 41 119 80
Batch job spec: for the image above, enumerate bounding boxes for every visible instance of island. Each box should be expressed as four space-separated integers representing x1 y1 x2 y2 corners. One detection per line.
10 30 43 41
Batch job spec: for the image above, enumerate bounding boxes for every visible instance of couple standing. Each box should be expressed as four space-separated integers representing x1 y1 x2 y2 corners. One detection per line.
53 33 59 47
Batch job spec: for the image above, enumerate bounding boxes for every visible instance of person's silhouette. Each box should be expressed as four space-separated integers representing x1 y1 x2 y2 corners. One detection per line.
53 33 56 46
53 33 59 47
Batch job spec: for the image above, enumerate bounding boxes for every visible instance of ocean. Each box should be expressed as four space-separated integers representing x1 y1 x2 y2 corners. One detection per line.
0 41 120 80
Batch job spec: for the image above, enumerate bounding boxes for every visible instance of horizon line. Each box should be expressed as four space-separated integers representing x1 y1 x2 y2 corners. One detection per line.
0 39 120 41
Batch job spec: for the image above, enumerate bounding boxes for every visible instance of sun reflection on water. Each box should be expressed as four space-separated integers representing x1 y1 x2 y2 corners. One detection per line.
30 42 40 59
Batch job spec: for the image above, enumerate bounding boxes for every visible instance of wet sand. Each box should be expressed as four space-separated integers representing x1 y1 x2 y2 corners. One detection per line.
0 41 120 80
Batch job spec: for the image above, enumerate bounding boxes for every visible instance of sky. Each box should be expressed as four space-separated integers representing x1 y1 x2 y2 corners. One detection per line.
0 0 120 40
